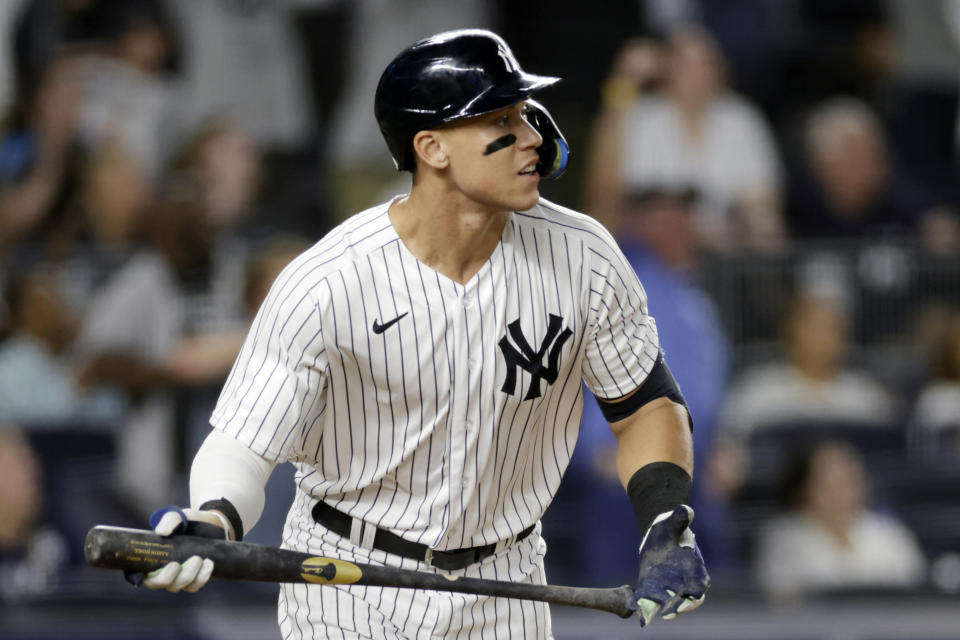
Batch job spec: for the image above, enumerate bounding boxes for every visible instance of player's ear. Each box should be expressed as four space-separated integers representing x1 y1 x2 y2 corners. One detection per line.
412 129 449 171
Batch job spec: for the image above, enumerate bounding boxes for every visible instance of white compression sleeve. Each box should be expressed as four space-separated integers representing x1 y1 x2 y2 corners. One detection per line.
189 430 276 537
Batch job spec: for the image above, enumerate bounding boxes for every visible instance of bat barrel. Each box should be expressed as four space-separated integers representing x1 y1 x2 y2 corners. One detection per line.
85 526 312 582
85 526 177 573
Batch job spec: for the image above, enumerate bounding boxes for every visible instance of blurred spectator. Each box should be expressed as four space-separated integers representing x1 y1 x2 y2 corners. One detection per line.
584 26 786 254
641 0 798 122
11 0 109 88
161 119 262 351
138 184 249 386
164 0 339 234
8 1 179 181
909 309 960 460
69 0 179 177
786 96 960 254
720 291 896 438
171 116 263 236
69 230 185 511
755 439 926 605
52 141 153 309
164 0 311 152
163 118 271 373
554 186 733 584
74 142 150 253
0 427 68 602
634 1 899 148
0 263 123 426
0 57 82 252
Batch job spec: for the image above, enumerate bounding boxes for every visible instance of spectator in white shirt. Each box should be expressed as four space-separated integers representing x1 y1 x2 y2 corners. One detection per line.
585 25 786 254
720 291 895 438
755 439 926 605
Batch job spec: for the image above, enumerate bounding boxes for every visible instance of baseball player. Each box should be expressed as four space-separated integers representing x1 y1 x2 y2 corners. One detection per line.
136 29 710 638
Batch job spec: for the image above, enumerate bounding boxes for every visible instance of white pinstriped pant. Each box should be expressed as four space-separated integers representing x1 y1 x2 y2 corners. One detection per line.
278 491 554 639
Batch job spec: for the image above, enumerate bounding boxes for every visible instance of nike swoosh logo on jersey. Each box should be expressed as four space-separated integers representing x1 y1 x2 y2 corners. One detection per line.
372 312 408 334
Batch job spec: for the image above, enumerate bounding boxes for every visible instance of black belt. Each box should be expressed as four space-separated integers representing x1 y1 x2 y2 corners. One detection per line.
311 500 535 571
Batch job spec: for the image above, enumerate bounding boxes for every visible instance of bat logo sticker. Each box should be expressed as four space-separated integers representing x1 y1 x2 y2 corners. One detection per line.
300 557 363 584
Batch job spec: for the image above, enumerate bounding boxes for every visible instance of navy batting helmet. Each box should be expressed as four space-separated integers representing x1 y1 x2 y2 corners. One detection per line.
374 29 568 178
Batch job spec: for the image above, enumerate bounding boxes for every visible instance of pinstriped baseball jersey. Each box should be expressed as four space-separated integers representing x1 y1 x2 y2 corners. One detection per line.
210 195 660 551
277 487 553 639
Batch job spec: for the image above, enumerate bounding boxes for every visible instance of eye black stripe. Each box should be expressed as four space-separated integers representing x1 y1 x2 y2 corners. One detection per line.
484 133 516 155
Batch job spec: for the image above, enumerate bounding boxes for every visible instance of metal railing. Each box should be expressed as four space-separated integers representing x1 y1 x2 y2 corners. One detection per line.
698 239 960 367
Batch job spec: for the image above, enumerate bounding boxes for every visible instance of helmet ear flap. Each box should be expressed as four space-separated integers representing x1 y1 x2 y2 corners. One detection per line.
526 99 569 180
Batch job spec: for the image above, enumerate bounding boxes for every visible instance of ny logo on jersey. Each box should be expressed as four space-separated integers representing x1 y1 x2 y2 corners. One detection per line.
498 313 573 400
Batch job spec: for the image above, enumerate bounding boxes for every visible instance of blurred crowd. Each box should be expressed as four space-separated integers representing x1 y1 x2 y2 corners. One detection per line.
1 0 960 613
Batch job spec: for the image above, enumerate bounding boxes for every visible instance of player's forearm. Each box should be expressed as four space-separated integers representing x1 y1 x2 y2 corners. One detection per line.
611 396 693 489
611 397 694 535
190 430 276 539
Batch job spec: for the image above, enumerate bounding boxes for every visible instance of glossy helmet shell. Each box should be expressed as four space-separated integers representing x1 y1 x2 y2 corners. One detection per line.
375 29 561 173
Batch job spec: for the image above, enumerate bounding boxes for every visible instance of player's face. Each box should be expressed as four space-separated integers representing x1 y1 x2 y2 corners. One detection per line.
439 101 544 213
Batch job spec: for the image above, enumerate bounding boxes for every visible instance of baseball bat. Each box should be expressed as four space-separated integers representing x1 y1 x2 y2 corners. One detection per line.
85 525 635 618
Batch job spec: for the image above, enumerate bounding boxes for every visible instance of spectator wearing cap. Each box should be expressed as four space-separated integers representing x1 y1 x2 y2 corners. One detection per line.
563 185 735 583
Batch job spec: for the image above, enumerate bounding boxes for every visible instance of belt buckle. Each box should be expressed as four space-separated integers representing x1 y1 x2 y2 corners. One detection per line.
426 548 484 571
426 548 462 571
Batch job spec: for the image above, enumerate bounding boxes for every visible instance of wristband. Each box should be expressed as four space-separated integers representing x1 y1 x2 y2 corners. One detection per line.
199 497 245 541
627 462 692 534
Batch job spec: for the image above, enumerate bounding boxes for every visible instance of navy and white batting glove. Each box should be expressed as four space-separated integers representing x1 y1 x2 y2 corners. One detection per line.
631 505 710 627
127 506 230 593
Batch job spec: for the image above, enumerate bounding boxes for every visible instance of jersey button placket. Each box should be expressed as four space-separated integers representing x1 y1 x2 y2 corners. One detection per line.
462 294 478 379
444 289 471 542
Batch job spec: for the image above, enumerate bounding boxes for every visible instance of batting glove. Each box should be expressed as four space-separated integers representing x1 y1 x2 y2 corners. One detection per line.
631 505 710 627
128 505 230 593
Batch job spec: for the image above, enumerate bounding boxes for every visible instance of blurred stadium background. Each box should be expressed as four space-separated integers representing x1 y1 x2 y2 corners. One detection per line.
1 1 960 638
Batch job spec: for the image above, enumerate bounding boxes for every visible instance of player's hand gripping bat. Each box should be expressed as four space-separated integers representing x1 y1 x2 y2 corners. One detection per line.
85 525 635 618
